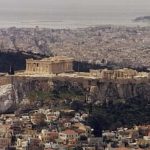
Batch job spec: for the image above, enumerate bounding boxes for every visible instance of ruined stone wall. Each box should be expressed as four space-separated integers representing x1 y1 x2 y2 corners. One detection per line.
0 76 11 86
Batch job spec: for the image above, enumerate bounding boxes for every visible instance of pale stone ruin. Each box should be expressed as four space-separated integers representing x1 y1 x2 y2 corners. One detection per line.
90 68 149 79
26 56 74 74
25 55 149 79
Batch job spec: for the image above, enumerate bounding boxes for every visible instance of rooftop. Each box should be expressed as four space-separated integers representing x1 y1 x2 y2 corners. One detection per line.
61 129 77 135
27 56 74 63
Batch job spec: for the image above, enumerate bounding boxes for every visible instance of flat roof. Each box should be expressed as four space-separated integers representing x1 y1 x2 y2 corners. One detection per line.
27 56 74 63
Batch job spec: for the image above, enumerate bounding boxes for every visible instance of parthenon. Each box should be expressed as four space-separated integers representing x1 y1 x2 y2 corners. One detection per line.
26 56 74 74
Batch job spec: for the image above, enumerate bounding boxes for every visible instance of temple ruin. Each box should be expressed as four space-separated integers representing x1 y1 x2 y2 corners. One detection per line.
26 56 74 74
90 68 139 79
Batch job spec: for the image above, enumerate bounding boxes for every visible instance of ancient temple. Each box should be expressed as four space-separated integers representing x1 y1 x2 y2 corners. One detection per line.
26 56 74 74
90 68 138 79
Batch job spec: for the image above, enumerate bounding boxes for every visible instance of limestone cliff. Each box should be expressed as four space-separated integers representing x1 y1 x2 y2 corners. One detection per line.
12 77 150 103
0 84 16 113
0 76 150 113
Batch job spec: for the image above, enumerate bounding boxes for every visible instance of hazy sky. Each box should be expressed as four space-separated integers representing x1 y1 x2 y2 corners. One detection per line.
0 0 149 27
0 0 149 11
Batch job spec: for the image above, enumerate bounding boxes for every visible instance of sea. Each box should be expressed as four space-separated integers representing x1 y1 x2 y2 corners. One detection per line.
0 0 149 29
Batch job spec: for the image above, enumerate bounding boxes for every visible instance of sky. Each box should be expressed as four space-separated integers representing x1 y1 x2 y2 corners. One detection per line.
0 0 149 27
0 0 149 11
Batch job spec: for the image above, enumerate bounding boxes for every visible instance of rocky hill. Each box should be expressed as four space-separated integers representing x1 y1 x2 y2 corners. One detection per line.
1 75 150 113
0 84 15 113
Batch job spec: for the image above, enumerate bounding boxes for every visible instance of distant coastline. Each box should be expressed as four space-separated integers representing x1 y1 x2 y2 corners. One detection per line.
134 16 150 23
0 0 149 29
0 19 149 29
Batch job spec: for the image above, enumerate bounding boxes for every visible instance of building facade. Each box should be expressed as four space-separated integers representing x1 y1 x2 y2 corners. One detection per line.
26 56 74 74
59 129 78 145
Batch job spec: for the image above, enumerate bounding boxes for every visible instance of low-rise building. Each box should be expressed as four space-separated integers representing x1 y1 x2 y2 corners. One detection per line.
59 129 79 145
39 129 58 143
0 138 11 149
73 123 92 137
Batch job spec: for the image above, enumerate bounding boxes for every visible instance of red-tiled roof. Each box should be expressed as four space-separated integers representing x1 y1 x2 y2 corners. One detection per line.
114 148 130 150
47 132 58 138
62 129 77 135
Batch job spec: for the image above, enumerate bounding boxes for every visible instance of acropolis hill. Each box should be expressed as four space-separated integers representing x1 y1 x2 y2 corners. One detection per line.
0 56 150 113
